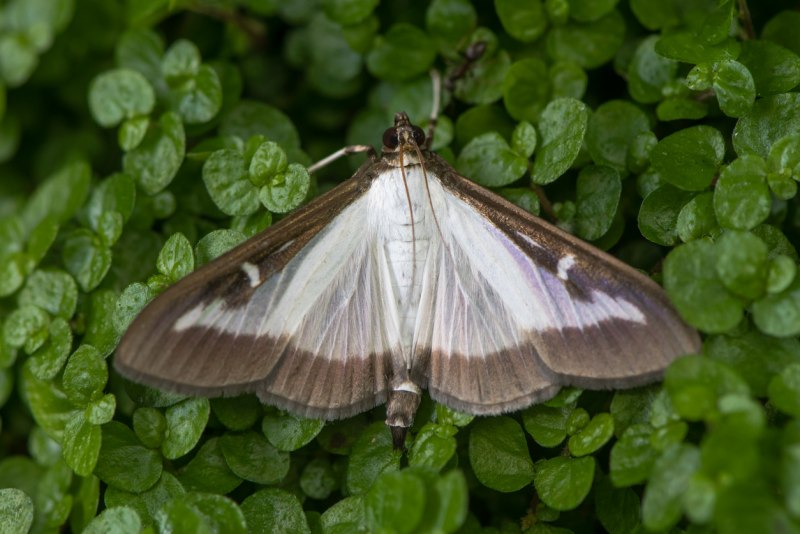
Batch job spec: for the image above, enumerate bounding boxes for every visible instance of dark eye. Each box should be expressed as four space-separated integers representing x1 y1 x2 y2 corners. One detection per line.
411 126 426 145
383 128 399 148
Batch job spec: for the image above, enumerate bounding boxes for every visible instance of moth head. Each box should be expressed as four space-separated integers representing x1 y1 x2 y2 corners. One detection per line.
382 112 426 154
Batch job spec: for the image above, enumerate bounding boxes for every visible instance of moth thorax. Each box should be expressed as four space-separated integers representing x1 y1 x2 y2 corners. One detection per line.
385 382 422 449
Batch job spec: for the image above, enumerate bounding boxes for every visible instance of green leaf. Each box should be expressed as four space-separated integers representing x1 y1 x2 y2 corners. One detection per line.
365 469 426 533
123 112 186 195
113 282 154 334
88 69 155 128
259 163 310 213
62 345 106 407
575 165 620 240
323 0 378 25
511 121 537 158
739 40 800 96
715 230 768 300
456 132 528 187
162 39 200 79
103 471 185 528
178 437 242 494
366 24 437 82
87 173 137 229
202 149 260 216
642 444 700 531
713 155 771 230
655 32 740 63
300 457 338 500
162 397 210 459
469 416 534 492
502 58 548 122
594 473 641 534
118 116 149 151
219 430 290 484
157 493 246 534
494 0 546 43
62 229 112 292
83 506 141 534
425 0 476 48
210 395 261 431
638 185 695 246
733 93 800 158
454 49 510 105
0 252 28 298
676 192 718 242
753 277 800 338
249 141 288 186
27 216 59 264
628 35 678 103
63 412 101 477
20 364 73 440
522 403 573 448
765 254 795 292
157 233 194 282
663 239 744 333
220 101 300 151
768 133 800 180
195 229 246 266
28 318 71 380
534 456 595 511
706 60 755 118
169 65 222 124
94 421 162 492
568 413 614 456
547 10 625 68
319 496 366 533
261 411 324 451
132 407 166 449
586 100 651 173
665 356 749 421
550 61 588 101
408 423 457 471
345 421 400 495
532 98 589 185
4 304 49 352
498 188 540 215
0 488 34 534
22 160 91 232
241 488 310 534
651 125 724 191
763 9 800 55
656 97 708 121
610 424 656 487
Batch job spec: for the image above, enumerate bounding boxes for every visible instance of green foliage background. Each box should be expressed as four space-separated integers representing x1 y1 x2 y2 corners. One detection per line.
1 0 800 532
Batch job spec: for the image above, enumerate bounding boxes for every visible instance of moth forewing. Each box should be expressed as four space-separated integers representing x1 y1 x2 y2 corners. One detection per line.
114 112 701 451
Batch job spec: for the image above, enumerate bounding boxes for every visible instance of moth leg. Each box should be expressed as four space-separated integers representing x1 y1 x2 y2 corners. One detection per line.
307 144 376 174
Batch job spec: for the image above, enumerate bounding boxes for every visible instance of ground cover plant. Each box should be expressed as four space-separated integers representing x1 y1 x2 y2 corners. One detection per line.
1 0 800 532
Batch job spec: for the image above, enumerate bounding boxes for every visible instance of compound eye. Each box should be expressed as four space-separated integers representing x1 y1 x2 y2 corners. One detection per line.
411 125 426 146
383 128 399 149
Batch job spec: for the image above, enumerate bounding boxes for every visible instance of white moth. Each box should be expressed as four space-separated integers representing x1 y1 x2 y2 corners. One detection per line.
115 113 700 448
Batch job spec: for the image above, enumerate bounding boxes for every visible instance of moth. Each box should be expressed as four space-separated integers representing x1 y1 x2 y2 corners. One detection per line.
115 112 701 448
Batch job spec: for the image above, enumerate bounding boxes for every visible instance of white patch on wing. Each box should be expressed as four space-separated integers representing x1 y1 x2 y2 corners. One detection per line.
557 255 575 281
412 179 648 357
241 262 261 287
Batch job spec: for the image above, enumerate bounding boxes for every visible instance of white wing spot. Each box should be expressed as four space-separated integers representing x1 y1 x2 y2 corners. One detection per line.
557 255 575 281
241 262 261 288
